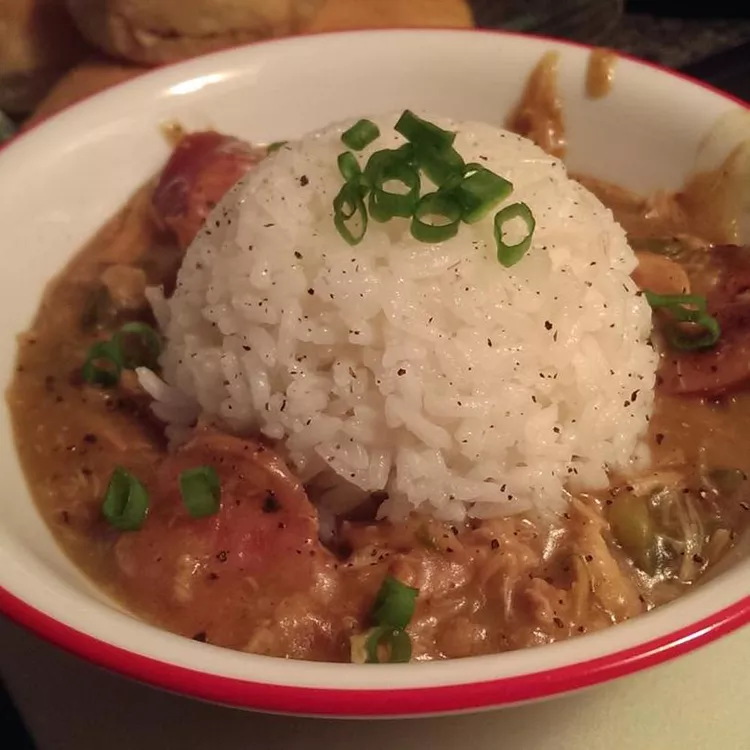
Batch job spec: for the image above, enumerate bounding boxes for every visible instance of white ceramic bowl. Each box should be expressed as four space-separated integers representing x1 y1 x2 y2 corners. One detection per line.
1 29 749 718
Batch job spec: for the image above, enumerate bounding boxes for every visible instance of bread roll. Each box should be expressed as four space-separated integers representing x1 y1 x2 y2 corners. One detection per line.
27 0 472 126
66 0 474 66
0 0 89 114
66 0 326 65
307 0 473 32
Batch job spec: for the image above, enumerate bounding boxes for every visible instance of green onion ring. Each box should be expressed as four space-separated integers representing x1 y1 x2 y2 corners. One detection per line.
101 467 149 531
368 162 421 221
395 110 455 151
664 314 721 350
179 466 221 519
372 575 419 629
82 339 123 388
113 322 162 370
410 192 462 243
644 291 721 350
341 119 381 151
455 164 513 224
363 146 414 185
333 181 369 245
494 201 536 267
364 626 413 664
337 152 362 182
643 291 707 318
416 143 465 187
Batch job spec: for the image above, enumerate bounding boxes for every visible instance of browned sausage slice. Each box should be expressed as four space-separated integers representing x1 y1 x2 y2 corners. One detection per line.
114 428 330 647
152 131 265 249
658 302 750 395
656 245 750 396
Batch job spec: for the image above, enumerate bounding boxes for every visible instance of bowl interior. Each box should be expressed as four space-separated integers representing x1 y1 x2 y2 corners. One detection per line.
0 29 749 708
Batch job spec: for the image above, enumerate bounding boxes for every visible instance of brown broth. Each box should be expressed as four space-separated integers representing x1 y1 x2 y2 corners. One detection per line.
506 51 566 159
586 48 617 100
7 77 750 661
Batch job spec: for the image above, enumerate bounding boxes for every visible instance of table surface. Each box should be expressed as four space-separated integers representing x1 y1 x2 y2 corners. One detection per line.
3 11 750 749
2 614 750 748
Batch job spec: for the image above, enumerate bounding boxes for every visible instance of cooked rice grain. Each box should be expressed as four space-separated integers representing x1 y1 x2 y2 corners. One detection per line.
146 113 658 521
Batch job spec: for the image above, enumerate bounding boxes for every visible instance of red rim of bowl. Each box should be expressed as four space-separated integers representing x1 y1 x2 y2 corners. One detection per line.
2 588 749 716
1 28 749 717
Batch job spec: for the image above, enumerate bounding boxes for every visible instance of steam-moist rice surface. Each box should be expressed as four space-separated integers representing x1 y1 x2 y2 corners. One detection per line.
147 113 659 521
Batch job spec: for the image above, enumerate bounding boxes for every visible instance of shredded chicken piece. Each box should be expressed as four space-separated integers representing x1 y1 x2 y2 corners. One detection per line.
570 499 644 621
570 554 592 621
632 250 690 295
437 616 489 659
659 489 705 582
705 528 733 566
245 594 337 660
523 578 568 630
101 264 148 310
388 551 472 600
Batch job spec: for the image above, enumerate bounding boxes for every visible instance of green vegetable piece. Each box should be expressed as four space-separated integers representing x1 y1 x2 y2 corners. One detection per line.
455 164 513 224
644 291 721 351
410 191 462 243
368 161 421 221
341 119 380 151
494 201 536 267
113 322 162 370
81 339 123 388
363 145 414 184
333 180 369 245
364 626 413 664
609 492 658 575
416 143 465 187
337 151 362 182
395 110 455 151
179 466 221 519
102 467 149 531
372 575 419 630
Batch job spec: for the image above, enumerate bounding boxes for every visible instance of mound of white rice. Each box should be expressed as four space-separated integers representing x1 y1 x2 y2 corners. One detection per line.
145 113 658 521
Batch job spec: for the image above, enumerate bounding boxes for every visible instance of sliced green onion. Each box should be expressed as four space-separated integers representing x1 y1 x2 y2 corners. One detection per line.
368 162 421 221
363 146 414 184
644 291 721 350
411 192 462 243
643 291 707 318
416 143 465 187
665 317 721 350
372 575 419 629
331 111 526 261
267 141 287 153
113 322 162 370
359 575 418 665
82 340 123 387
333 181 368 245
337 151 362 182
494 201 536 267
179 466 221 519
341 119 380 151
364 626 412 664
455 164 513 224
395 110 455 151
102 467 149 531
82 322 161 387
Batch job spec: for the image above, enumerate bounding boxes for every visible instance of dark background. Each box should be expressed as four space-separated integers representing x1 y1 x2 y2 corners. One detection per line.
469 0 750 101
